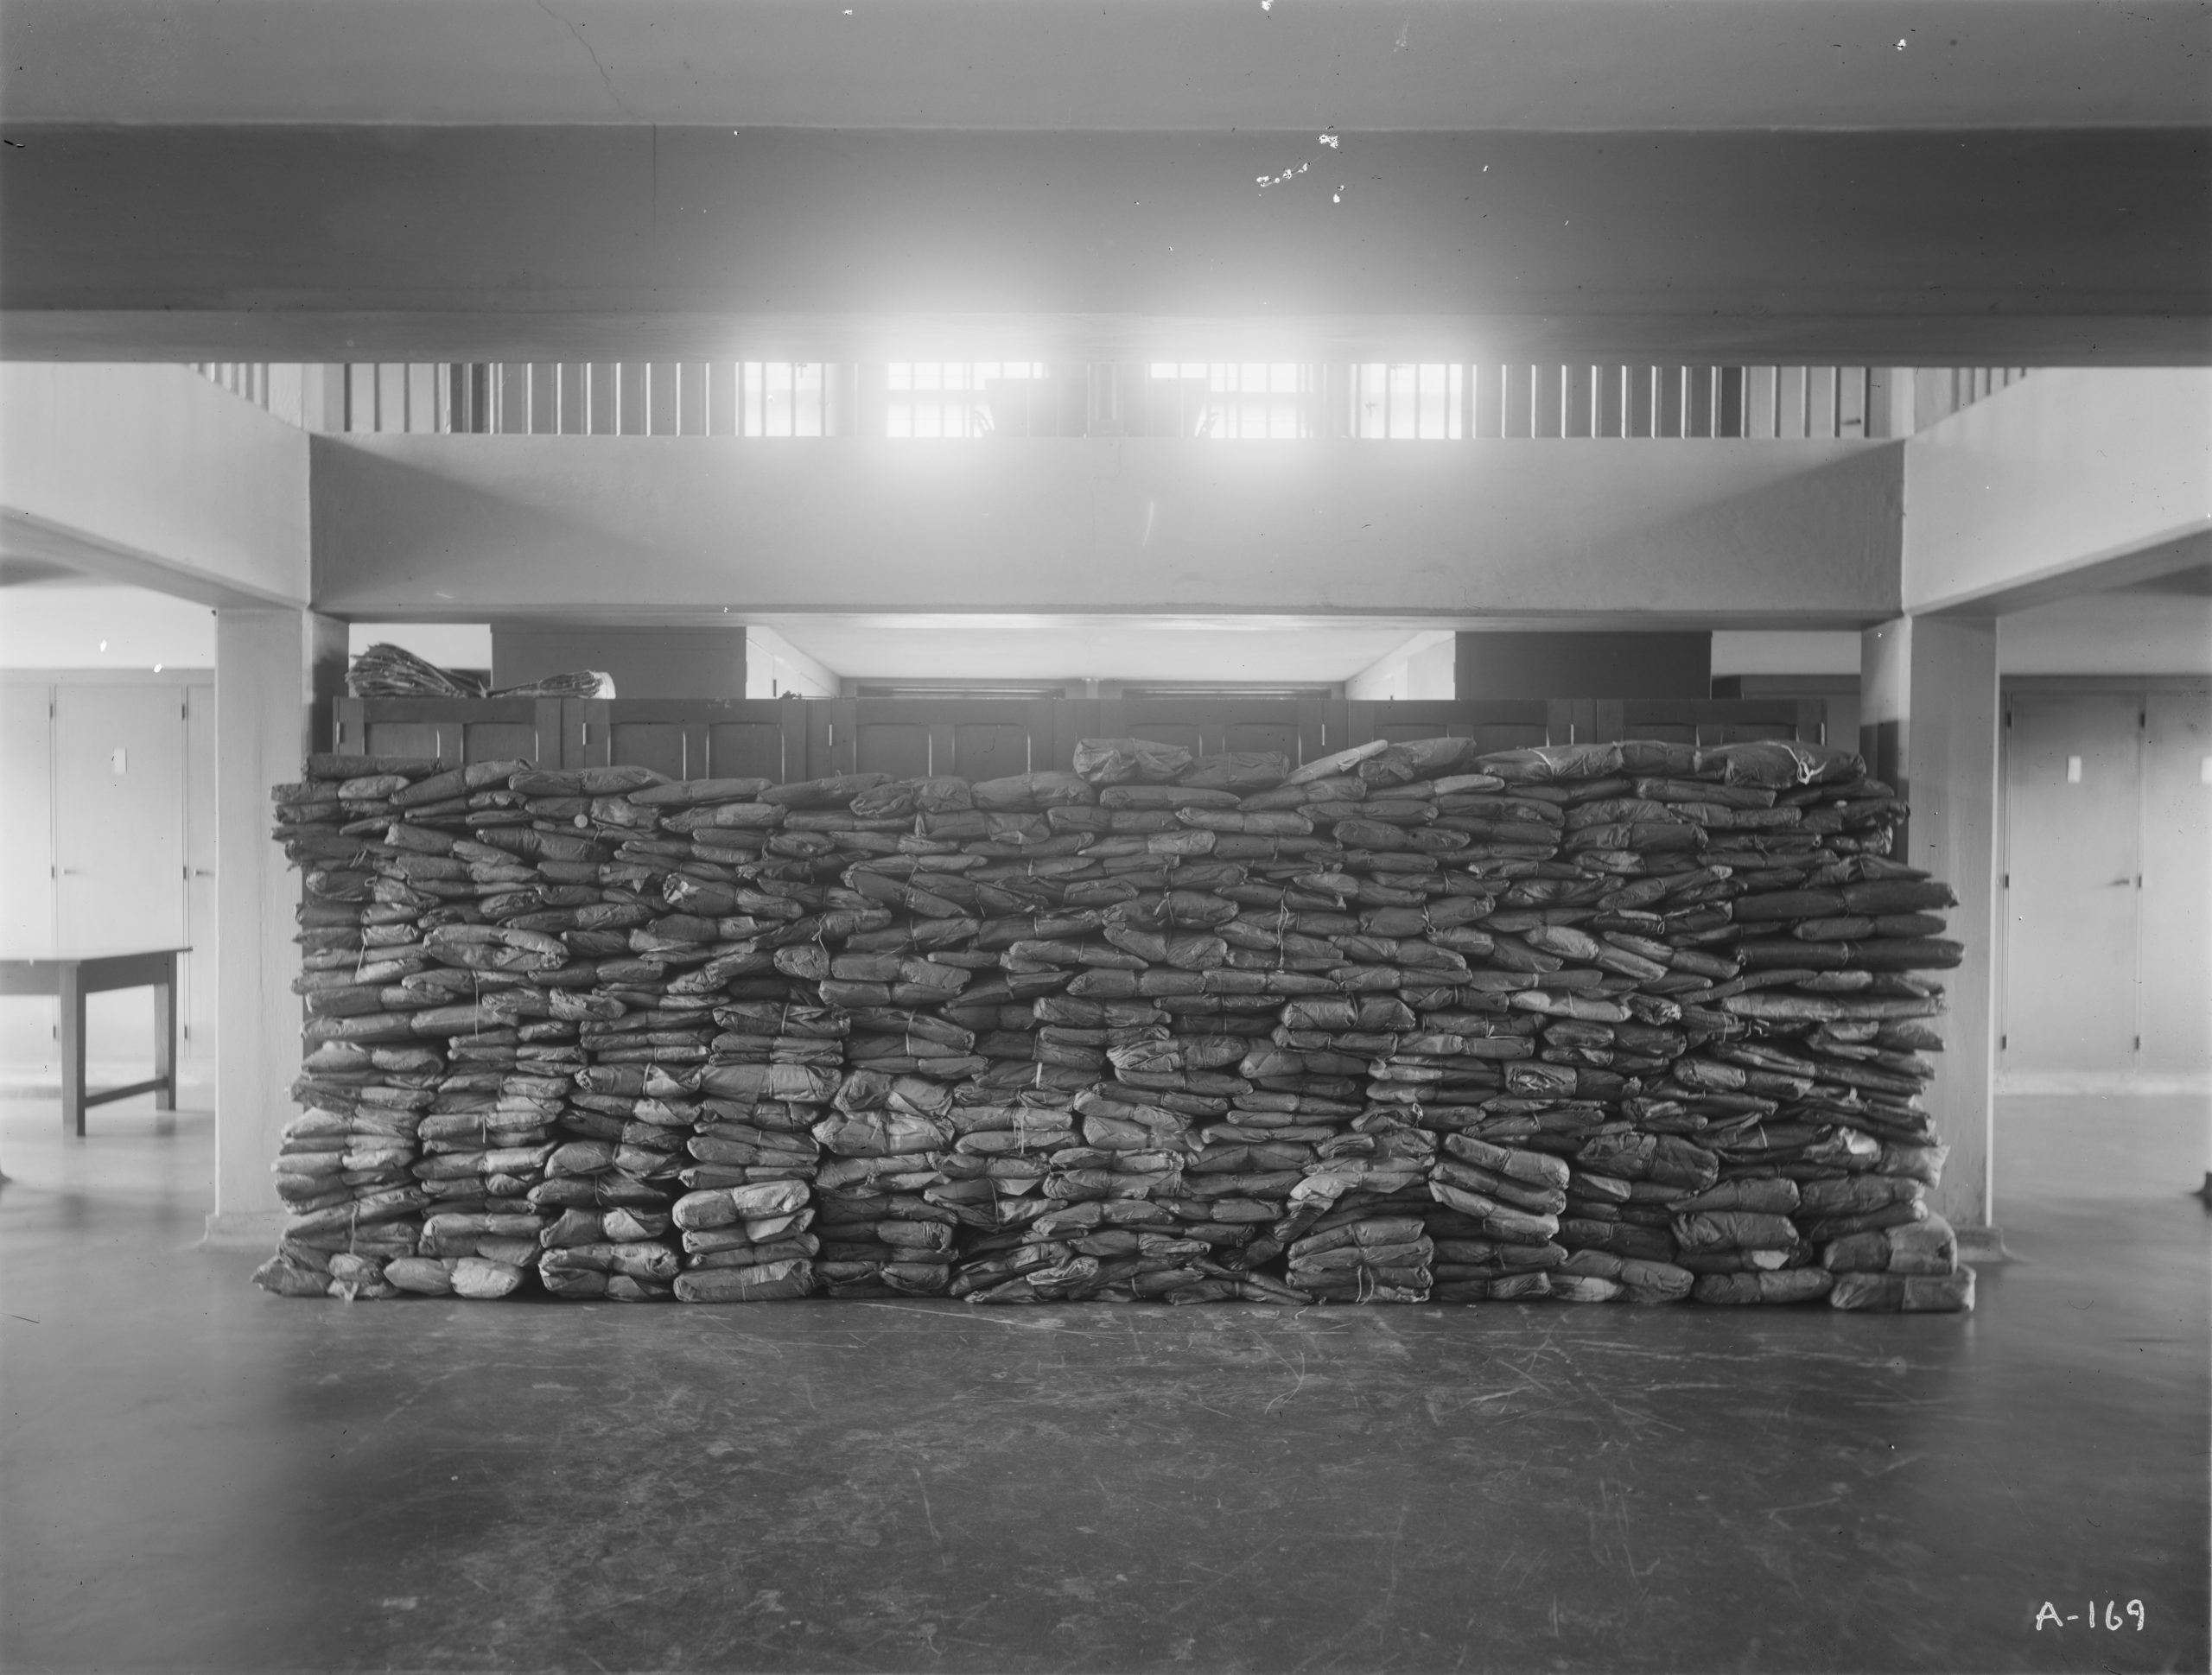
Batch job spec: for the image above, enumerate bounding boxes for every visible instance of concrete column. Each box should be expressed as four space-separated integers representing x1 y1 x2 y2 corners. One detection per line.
301 365 350 435
1866 367 1912 440
1860 614 2004 1253
203 607 344 1248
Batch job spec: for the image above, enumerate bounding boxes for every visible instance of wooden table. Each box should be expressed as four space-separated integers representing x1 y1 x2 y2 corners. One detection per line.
0 949 187 1136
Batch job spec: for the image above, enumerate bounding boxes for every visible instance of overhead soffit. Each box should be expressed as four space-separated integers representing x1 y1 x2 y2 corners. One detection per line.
4 3 2204 365
2119 562 2212 597
6 126 2204 365
5 0 2208 130
0 553 97 587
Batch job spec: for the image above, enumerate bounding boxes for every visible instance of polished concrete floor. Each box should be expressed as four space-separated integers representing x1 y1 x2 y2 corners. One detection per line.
2 1094 2205 1675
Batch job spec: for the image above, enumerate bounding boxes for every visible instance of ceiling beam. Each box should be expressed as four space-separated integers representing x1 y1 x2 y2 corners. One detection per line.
308 433 1902 625
3 127 2205 365
1904 369 2212 615
7 0 2206 131
0 364 311 607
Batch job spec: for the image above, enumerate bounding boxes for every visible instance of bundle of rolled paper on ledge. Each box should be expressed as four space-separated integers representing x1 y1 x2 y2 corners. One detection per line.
345 641 613 701
254 731 1974 1313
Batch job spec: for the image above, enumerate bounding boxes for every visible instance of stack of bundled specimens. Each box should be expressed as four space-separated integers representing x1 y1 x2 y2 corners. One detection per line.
257 732 1974 1314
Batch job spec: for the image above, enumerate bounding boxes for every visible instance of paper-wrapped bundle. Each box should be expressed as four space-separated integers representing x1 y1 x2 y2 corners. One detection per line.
260 733 1969 1317
1827 1266 1975 1312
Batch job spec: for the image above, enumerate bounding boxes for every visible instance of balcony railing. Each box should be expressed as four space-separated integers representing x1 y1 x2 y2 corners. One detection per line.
193 361 2031 441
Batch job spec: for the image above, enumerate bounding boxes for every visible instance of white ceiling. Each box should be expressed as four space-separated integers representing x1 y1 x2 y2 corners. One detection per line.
6 593 2202 682
7 0 2204 130
1999 592 2212 676
760 609 2212 684
758 614 1440 685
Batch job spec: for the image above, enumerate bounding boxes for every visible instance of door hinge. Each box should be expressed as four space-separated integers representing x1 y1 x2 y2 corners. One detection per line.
2133 1035 2142 1051
2001 872 2009 888
1999 1033 2007 1051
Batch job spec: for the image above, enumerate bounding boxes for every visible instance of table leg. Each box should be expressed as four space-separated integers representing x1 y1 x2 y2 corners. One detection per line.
58 964 85 1139
154 959 177 1113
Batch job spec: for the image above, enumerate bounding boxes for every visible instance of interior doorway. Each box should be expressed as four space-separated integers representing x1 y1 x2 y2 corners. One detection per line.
0 646 216 1101
1999 682 2211 1092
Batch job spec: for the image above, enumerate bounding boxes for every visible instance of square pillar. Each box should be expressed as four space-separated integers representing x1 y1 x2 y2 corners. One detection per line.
204 606 344 1248
1861 614 2003 1251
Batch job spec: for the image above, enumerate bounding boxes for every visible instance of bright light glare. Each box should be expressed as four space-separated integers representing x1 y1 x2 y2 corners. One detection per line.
1353 364 1465 440
738 362 824 437
886 362 1046 438
1148 362 1313 439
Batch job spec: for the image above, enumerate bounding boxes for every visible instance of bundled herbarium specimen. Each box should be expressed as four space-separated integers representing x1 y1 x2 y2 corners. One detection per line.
256 733 1973 1314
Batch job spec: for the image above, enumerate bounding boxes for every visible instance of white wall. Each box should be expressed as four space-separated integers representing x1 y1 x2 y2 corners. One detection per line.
1709 630 1861 676
0 585 217 669
345 621 493 672
745 625 837 699
0 669 217 1095
760 615 1437 687
1999 592 2212 677
1346 630 1456 700
0 583 224 1094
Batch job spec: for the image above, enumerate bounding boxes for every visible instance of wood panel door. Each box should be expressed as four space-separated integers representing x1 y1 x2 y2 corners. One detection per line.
703 714 798 782
1338 701 1554 753
53 683 185 952
182 681 218 1069
1593 698 1821 747
2000 692 2142 1075
0 682 54 950
2139 689 2211 1078
0 682 55 1070
334 698 559 766
571 700 804 783
1100 699 1326 766
831 701 1049 783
